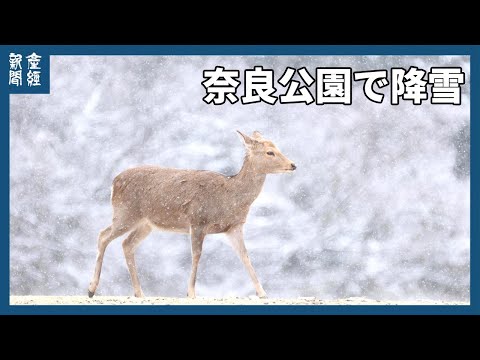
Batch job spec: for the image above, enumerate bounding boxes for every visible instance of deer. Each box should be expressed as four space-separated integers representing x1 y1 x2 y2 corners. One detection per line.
88 130 296 299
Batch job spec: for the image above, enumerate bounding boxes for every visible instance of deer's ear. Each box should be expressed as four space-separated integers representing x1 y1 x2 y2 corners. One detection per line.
236 130 256 147
252 131 263 140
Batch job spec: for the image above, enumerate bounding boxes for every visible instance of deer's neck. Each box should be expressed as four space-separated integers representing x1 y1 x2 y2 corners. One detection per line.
229 155 266 206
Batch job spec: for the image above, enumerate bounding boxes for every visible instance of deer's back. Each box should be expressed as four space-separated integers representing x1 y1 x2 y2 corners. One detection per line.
111 165 247 233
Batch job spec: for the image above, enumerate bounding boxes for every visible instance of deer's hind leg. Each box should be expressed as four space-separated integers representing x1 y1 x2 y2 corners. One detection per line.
88 214 139 298
122 223 152 298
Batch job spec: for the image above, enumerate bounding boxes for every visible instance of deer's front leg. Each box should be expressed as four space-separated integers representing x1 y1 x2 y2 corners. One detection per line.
226 224 267 298
188 226 206 299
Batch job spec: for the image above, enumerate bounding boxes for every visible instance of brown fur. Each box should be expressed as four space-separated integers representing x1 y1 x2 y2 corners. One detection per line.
88 131 295 298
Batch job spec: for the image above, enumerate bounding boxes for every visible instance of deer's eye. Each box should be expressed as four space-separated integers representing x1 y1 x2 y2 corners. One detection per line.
267 151 275 156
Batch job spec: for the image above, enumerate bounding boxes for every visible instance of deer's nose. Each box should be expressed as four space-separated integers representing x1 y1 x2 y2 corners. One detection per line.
291 163 297 170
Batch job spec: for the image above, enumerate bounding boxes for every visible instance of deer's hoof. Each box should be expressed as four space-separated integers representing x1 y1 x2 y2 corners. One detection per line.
257 292 268 299
88 290 95 298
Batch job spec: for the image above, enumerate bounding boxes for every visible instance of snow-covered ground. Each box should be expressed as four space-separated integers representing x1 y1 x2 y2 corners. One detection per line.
10 296 467 306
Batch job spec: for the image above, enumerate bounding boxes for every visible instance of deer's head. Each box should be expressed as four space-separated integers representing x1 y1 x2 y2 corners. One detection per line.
237 130 296 174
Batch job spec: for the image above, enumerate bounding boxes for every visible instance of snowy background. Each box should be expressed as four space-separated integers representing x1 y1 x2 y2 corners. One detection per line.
10 56 470 301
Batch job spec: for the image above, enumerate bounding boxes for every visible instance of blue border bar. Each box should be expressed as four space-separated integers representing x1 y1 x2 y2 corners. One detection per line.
1 46 9 313
1 304 473 315
470 46 478 312
1 45 476 56
1 45 477 315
